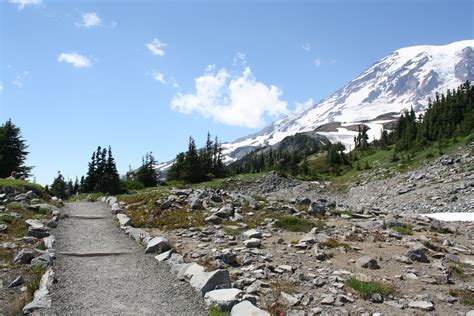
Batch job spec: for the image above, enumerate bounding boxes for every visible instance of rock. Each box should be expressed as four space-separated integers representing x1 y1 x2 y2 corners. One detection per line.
407 245 429 263
111 203 124 214
116 214 132 226
356 256 380 269
43 236 55 249
244 238 261 248
215 204 235 218
46 219 59 228
31 253 53 268
205 215 223 225
145 236 170 254
204 288 242 311
408 300 434 311
466 310 474 316
308 199 334 216
356 220 384 231
431 220 453 233
371 293 383 303
296 197 311 205
190 197 203 210
243 229 262 239
190 269 231 296
321 294 335 305
177 262 206 280
125 227 150 241
210 195 224 203
28 226 50 238
231 300 270 316
218 249 238 265
159 199 173 210
154 249 175 262
22 268 53 314
8 275 24 287
0 224 6 231
281 292 299 306
14 249 34 264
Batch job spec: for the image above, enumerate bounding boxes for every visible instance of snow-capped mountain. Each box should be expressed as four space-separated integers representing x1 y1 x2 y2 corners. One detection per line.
222 40 474 159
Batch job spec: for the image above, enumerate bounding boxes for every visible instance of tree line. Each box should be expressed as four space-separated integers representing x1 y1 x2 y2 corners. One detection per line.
167 132 227 183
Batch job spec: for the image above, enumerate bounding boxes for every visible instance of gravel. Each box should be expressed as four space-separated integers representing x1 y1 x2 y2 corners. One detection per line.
49 202 207 315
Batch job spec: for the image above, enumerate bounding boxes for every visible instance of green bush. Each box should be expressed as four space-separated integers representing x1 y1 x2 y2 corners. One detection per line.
122 179 145 191
274 216 321 232
346 277 394 299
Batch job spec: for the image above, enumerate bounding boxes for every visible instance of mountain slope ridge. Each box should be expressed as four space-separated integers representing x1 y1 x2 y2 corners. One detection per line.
221 39 474 159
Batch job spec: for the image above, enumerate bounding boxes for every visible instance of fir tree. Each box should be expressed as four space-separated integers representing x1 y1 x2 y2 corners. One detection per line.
0 119 32 178
50 171 67 199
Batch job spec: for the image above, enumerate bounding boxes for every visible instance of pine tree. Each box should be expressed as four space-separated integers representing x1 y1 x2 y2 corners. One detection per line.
0 119 32 178
103 146 122 194
135 152 159 187
50 171 67 199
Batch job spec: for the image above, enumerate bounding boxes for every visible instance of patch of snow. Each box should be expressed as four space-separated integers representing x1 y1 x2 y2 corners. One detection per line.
421 212 474 222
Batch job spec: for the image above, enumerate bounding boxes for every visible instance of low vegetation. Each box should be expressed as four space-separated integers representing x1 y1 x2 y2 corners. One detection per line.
346 277 394 299
320 238 350 249
274 216 322 232
449 289 474 306
392 225 413 235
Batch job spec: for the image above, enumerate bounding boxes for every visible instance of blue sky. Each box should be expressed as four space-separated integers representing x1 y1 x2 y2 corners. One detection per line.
1 0 472 185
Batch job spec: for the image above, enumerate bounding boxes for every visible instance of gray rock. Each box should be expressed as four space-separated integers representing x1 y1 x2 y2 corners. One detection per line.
356 256 380 269
408 300 434 311
145 236 170 254
356 220 385 231
116 214 132 226
0 224 6 231
125 227 150 241
8 275 24 287
321 294 335 305
190 197 203 210
215 204 235 218
190 269 231 296
14 249 34 264
210 195 224 203
159 199 173 210
205 288 242 311
466 310 474 316
217 249 238 265
308 199 334 216
177 262 206 280
231 300 270 316
371 293 383 303
31 252 53 268
111 203 124 214
28 226 50 238
43 236 55 249
154 249 175 262
244 238 261 248
205 215 223 225
407 246 429 263
281 292 299 306
242 229 262 239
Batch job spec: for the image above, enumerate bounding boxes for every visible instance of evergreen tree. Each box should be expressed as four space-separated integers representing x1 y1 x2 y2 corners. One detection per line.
0 119 32 178
135 152 159 187
50 171 67 199
103 146 122 194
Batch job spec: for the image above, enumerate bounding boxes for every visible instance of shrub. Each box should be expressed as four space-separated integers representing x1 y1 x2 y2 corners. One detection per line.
346 277 394 299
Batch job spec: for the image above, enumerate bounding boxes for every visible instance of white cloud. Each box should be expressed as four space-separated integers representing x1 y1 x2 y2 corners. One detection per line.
58 52 92 68
294 98 314 114
313 58 321 67
12 75 23 87
171 66 288 128
169 76 180 89
233 52 247 66
146 38 167 56
152 72 166 84
0 85 4 91
9 0 42 10
302 43 311 51
76 12 101 28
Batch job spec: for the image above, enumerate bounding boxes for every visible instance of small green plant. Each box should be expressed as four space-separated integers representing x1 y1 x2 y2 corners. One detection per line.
392 225 413 235
449 289 474 306
209 305 231 316
223 228 241 236
252 194 267 202
320 238 350 249
346 277 394 299
274 216 319 232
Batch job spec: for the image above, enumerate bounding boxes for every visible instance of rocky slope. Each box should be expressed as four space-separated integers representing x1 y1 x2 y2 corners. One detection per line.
221 40 474 160
113 143 474 315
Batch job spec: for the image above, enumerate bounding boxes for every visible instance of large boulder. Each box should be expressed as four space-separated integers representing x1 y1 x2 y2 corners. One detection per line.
307 199 334 216
190 269 231 296
244 238 261 248
26 219 50 238
177 262 206 280
243 229 262 239
190 197 203 210
407 245 429 263
231 300 269 316
145 236 170 254
204 288 242 311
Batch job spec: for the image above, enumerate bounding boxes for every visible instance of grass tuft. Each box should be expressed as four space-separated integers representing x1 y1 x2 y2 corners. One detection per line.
346 277 394 299
274 216 322 232
392 225 413 235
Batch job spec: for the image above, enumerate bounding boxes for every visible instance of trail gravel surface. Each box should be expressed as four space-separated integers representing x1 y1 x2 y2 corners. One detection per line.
49 202 207 315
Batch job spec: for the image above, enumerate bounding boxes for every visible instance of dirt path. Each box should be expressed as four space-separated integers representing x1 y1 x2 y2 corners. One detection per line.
49 202 207 315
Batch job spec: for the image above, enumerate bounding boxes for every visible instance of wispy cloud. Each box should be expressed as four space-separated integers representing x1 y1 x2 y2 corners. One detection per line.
302 43 311 51
294 98 314 114
58 52 92 68
146 38 167 56
150 71 179 88
9 0 42 10
313 58 321 67
152 72 166 84
76 12 101 28
171 62 288 128
0 84 4 92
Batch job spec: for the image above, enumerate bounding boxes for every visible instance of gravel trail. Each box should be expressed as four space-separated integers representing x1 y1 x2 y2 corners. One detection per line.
49 202 207 315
